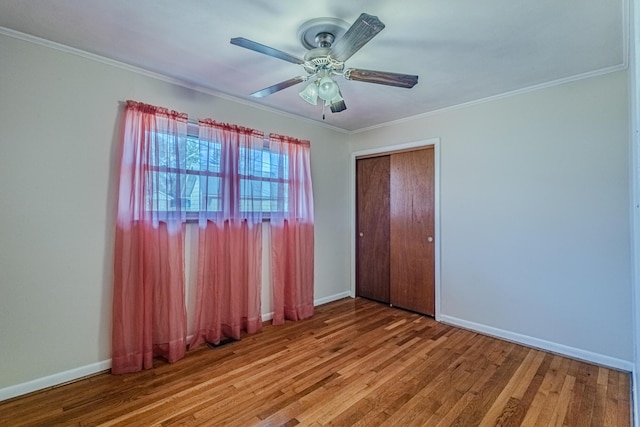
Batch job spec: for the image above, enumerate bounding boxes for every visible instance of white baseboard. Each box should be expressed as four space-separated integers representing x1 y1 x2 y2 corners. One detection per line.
0 359 111 402
314 291 352 306
439 314 634 372
206 291 354 332
0 292 355 403
261 291 352 322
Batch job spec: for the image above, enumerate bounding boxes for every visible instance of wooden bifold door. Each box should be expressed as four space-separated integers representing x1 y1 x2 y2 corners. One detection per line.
356 147 435 316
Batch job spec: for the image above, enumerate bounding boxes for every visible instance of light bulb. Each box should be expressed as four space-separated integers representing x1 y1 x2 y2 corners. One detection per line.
299 82 319 105
318 77 339 101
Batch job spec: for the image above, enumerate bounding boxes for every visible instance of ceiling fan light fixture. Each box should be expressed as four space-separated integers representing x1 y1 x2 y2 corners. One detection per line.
299 81 319 105
325 92 343 106
318 76 339 101
327 92 347 113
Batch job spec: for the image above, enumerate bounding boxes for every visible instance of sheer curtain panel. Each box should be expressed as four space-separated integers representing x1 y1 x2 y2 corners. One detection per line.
112 101 188 374
268 134 315 325
190 120 265 348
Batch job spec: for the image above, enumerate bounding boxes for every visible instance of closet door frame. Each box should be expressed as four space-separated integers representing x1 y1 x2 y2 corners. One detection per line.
350 138 441 320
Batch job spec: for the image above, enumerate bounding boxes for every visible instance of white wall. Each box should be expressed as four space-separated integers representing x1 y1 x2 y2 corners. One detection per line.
350 71 633 367
630 0 640 425
0 32 352 395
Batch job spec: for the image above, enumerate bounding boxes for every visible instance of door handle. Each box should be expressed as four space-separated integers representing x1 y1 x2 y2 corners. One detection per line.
427 236 433 243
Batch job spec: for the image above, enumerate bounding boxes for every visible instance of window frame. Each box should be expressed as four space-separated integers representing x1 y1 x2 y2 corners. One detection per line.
143 125 289 221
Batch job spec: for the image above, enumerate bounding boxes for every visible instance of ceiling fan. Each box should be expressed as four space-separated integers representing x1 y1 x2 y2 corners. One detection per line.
230 13 419 115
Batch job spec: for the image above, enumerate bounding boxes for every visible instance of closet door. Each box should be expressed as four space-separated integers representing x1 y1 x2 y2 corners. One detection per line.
356 156 390 303
390 148 435 315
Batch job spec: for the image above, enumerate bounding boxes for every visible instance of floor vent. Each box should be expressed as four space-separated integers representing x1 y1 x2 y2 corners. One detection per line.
206 337 235 348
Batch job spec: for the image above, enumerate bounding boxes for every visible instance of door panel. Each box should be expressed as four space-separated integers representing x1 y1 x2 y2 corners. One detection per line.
356 156 390 303
390 148 435 315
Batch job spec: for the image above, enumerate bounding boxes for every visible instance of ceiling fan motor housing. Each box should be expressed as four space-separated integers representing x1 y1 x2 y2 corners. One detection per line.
315 32 334 48
297 17 350 50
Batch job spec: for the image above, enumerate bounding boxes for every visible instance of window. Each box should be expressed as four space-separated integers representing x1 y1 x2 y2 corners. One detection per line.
241 146 289 213
144 126 289 218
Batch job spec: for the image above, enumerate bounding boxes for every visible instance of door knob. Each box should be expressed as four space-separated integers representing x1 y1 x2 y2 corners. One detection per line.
427 236 433 243
359 232 364 237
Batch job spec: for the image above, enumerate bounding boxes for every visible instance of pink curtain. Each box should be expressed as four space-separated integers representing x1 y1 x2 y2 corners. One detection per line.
190 120 265 348
269 133 315 325
112 101 188 374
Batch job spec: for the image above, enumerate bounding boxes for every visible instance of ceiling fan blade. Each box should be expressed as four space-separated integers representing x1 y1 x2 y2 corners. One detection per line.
329 13 385 62
230 37 305 65
250 76 307 98
344 68 419 88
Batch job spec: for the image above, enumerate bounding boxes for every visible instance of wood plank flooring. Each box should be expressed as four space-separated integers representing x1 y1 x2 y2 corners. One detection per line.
0 298 631 426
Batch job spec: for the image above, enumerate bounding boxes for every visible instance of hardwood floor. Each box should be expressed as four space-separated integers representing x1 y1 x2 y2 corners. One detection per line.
0 298 631 426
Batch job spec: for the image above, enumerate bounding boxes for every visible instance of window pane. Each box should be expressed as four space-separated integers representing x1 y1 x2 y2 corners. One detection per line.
149 132 186 168
147 168 186 212
240 178 262 212
200 176 221 212
239 147 264 176
185 137 201 171
182 174 199 211
259 181 288 213
194 138 221 173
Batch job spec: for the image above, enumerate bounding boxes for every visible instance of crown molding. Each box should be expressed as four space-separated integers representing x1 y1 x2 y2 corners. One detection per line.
351 62 628 135
0 26 349 135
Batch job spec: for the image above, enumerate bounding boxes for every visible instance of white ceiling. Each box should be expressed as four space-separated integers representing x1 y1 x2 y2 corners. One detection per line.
0 0 627 132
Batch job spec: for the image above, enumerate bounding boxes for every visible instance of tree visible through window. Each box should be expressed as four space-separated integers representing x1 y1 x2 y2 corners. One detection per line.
144 128 289 218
